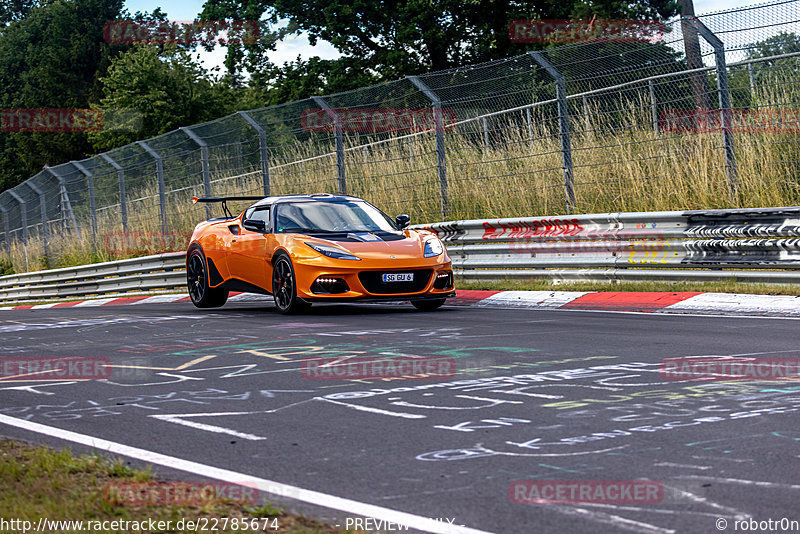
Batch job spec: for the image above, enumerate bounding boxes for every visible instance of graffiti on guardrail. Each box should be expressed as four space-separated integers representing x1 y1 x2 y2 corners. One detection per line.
481 219 584 240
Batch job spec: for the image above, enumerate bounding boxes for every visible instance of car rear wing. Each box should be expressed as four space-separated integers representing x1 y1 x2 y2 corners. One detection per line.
192 196 265 218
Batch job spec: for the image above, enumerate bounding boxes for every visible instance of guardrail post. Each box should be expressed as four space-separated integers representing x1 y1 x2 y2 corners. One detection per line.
407 75 449 219
71 161 97 244
100 154 128 232
649 79 659 134
690 17 738 194
311 96 346 195
24 182 49 263
44 165 79 236
529 51 576 211
7 190 28 270
237 111 270 196
180 127 213 219
136 141 169 236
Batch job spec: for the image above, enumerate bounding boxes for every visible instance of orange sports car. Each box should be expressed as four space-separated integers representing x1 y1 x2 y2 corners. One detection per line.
186 194 455 313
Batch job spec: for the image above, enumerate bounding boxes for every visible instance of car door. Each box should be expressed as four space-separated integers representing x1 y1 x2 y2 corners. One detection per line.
228 207 271 291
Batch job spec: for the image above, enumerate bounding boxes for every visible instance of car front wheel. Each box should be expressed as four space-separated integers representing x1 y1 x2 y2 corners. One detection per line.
272 254 307 314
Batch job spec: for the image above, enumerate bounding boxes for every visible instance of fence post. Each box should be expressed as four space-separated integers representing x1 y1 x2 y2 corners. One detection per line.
136 141 169 236
7 190 28 270
747 61 755 96
692 17 738 194
649 79 660 134
529 51 576 211
44 165 79 236
24 181 49 263
180 127 213 219
407 75 449 219
311 96 346 195
482 117 490 150
71 161 97 244
679 0 712 110
236 111 270 196
100 154 128 232
0 205 9 254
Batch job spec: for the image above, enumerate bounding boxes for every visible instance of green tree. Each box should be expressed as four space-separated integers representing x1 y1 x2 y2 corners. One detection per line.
88 45 237 152
0 0 125 191
200 0 679 90
0 0 43 27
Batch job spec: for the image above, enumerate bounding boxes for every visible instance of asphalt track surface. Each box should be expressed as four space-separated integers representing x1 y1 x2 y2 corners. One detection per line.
1 300 800 534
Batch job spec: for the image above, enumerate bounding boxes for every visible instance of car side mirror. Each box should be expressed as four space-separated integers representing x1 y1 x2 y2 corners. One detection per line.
243 219 267 233
395 214 411 229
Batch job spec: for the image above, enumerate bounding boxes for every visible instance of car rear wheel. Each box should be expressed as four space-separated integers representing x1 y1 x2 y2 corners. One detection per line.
272 254 307 314
187 247 229 308
412 298 446 311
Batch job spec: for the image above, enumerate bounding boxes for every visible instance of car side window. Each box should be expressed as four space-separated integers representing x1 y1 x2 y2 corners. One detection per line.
244 207 255 220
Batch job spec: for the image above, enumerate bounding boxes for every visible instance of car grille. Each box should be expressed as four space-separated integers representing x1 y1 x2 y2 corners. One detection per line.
359 269 433 294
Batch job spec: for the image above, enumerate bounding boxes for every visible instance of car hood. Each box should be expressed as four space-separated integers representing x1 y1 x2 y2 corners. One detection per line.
304 230 435 260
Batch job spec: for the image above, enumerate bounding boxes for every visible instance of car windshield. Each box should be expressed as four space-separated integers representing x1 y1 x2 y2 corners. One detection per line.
275 200 397 234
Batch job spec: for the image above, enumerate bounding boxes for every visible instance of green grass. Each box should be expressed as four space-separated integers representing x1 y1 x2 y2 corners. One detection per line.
0 439 361 533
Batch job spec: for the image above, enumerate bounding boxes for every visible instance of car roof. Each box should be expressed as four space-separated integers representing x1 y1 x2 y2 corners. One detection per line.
250 193 361 208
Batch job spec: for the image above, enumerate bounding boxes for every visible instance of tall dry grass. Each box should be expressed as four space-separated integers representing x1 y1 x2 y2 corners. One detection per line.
1 84 798 274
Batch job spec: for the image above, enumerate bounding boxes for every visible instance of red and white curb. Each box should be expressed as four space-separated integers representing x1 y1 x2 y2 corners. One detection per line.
2 289 800 316
457 290 800 316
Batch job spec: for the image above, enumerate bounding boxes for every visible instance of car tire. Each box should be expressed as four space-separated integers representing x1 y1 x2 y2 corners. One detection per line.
412 298 446 311
187 247 229 308
272 253 307 314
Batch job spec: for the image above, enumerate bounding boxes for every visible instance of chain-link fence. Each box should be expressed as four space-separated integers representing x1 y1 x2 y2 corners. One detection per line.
1 0 799 272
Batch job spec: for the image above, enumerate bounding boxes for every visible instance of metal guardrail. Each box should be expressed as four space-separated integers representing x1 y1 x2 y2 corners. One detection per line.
0 206 798 305
416 206 800 284
0 252 186 305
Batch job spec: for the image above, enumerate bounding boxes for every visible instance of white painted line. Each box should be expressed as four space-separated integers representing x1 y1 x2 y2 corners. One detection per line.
150 414 267 441
0 414 494 534
228 293 270 302
478 291 589 308
73 298 117 307
665 293 800 316
132 294 186 305
30 303 59 309
317 397 427 419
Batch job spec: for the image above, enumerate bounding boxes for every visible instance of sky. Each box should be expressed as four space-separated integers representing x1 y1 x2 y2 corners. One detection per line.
121 0 762 75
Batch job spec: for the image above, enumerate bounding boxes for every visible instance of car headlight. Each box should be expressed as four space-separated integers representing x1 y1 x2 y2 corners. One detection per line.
424 238 444 257
305 242 361 261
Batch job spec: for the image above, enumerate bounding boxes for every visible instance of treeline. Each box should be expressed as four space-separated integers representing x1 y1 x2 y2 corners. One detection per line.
0 0 681 191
